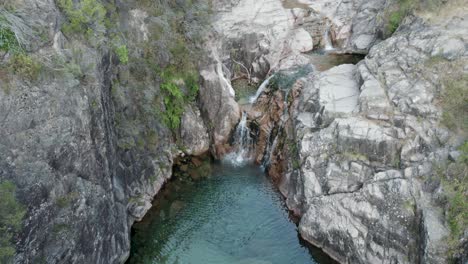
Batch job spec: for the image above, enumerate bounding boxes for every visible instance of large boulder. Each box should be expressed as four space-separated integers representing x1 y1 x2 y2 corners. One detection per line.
180 105 210 156
199 62 240 157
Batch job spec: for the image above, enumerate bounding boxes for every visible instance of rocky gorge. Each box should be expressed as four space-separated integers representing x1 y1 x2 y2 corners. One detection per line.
0 0 466 263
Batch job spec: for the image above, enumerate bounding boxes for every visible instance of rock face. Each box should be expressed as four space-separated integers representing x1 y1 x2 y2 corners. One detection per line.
212 1 466 262
290 0 398 52
264 13 467 264
180 105 210 156
0 0 237 263
198 50 241 157
0 0 466 263
212 0 315 81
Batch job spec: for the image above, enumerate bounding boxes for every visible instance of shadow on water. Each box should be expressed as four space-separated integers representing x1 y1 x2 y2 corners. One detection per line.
281 0 310 10
304 51 365 72
128 162 337 264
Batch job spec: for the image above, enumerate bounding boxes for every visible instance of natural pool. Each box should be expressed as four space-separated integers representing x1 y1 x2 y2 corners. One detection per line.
128 163 336 264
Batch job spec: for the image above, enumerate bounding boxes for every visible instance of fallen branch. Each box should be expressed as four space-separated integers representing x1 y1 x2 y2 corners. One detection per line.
232 58 252 84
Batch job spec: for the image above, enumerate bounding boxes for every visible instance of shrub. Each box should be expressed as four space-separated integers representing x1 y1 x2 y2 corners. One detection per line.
386 0 414 34
0 180 26 263
385 0 445 34
0 12 22 53
0 22 20 53
439 142 468 260
387 10 405 33
115 45 128 64
57 0 107 40
9 53 41 80
161 75 185 130
160 69 199 130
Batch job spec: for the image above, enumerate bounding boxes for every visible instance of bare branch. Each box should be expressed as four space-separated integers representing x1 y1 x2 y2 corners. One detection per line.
232 58 251 84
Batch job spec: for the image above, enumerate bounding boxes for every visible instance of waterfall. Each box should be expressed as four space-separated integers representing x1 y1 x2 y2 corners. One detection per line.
216 61 236 97
323 22 334 51
261 128 275 171
249 74 275 104
224 112 253 166
212 48 236 97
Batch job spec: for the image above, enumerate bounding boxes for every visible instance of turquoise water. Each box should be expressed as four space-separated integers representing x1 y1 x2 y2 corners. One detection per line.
128 164 335 264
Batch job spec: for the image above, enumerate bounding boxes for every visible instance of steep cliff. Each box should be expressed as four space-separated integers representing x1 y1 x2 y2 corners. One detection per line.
0 0 239 263
0 0 466 263
259 5 467 264
214 0 467 263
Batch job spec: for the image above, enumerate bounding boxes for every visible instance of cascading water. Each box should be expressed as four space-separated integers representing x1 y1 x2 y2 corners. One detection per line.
224 112 253 166
212 48 236 97
217 61 236 97
323 22 334 51
249 74 275 103
261 128 281 171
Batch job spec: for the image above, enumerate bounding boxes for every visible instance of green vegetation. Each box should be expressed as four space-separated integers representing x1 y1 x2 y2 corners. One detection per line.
0 17 21 53
57 0 107 41
110 0 209 137
423 56 467 132
233 79 256 101
0 180 26 263
8 53 41 80
440 75 468 132
0 11 43 83
385 0 445 34
160 68 199 130
437 142 468 260
115 45 129 64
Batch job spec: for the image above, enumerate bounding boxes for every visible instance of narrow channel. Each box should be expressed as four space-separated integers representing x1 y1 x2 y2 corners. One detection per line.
128 51 363 264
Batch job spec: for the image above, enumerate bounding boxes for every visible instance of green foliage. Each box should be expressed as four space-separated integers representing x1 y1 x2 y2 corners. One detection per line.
0 17 21 53
158 67 199 131
115 45 129 64
57 0 107 41
161 80 184 130
0 180 26 263
437 142 468 260
386 0 414 34
388 9 405 33
8 53 41 80
385 0 445 34
458 142 468 164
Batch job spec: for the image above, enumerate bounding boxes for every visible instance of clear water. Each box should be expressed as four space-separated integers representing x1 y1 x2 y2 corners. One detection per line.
128 164 336 264
304 52 365 72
